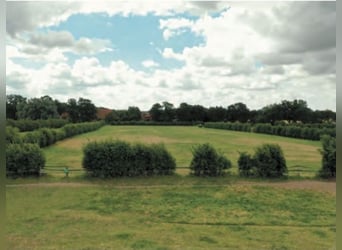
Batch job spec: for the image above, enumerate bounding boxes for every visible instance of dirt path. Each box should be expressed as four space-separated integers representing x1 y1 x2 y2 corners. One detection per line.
6 180 336 194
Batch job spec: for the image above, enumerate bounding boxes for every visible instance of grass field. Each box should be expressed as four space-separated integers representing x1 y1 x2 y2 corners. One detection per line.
6 125 335 249
6 182 336 250
43 125 322 177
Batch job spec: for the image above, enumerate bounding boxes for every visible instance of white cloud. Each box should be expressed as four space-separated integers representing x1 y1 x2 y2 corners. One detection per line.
142 60 159 68
6 1 336 111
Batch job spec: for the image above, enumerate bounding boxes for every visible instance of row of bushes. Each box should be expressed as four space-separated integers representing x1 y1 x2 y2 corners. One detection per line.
83 141 176 177
6 121 105 177
204 122 252 132
253 123 335 140
107 121 198 126
7 139 335 179
6 118 69 132
203 122 335 141
273 121 336 129
7 121 105 148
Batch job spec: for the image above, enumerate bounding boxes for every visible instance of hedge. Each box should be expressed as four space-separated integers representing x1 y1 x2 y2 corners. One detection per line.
204 122 335 141
319 135 336 178
6 126 21 144
108 121 199 126
21 121 104 147
82 140 176 177
6 143 45 177
204 122 252 132
189 143 231 176
6 118 69 132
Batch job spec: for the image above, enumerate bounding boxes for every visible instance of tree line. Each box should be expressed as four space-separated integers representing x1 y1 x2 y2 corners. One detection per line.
7 94 335 124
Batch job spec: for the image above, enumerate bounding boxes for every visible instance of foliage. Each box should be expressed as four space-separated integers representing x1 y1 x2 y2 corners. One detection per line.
6 94 26 119
105 107 141 123
82 140 176 177
6 143 45 177
204 122 252 132
237 152 255 177
21 121 104 147
319 135 336 178
6 126 22 144
253 144 287 178
67 98 97 122
17 95 59 120
189 143 231 176
205 122 334 141
6 118 68 132
227 102 250 122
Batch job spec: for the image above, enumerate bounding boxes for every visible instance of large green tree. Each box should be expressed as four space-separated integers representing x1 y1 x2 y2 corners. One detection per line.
17 95 59 120
6 94 26 119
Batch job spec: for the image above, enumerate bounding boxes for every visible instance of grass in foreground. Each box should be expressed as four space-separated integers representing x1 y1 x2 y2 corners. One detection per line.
43 125 322 177
6 183 335 250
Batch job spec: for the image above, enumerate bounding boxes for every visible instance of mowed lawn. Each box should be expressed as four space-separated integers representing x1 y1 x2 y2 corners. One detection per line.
43 125 322 177
6 183 336 250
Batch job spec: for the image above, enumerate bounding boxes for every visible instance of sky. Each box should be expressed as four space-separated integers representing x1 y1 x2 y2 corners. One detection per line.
6 1 336 111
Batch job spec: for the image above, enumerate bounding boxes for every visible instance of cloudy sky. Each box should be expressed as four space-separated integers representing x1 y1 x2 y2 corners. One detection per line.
6 1 336 111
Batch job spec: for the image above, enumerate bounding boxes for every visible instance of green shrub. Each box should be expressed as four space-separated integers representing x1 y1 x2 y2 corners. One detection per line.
253 144 287 178
189 143 231 176
150 144 176 175
6 118 69 132
319 135 336 178
6 143 45 177
237 152 255 177
82 140 176 177
6 126 21 144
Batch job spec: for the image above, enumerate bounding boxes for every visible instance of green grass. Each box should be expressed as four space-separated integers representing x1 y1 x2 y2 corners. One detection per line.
6 184 335 249
6 125 334 249
43 125 322 177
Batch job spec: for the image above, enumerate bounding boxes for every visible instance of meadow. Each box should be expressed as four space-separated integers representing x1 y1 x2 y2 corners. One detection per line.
6 125 335 249
43 125 322 177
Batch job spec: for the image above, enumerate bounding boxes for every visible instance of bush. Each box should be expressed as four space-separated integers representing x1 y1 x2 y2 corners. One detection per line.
6 118 69 132
253 144 287 178
6 143 45 177
82 140 176 177
6 126 21 144
189 143 231 176
319 135 336 178
237 152 255 177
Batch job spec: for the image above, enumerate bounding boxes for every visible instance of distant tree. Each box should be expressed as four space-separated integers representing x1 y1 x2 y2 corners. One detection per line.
191 105 207 122
207 106 226 122
161 101 175 121
313 110 336 123
176 102 192 121
227 102 250 122
54 99 68 116
105 110 120 123
127 106 141 121
149 103 163 121
17 95 59 120
6 94 26 119
78 98 97 122
67 98 79 122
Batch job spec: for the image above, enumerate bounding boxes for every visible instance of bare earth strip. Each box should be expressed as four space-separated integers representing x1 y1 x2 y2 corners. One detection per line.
6 180 336 194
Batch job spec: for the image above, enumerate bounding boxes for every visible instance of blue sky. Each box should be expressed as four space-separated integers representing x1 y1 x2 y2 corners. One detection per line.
45 13 204 70
6 1 336 111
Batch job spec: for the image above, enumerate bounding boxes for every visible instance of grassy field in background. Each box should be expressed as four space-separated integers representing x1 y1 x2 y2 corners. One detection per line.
6 183 335 250
43 125 322 177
